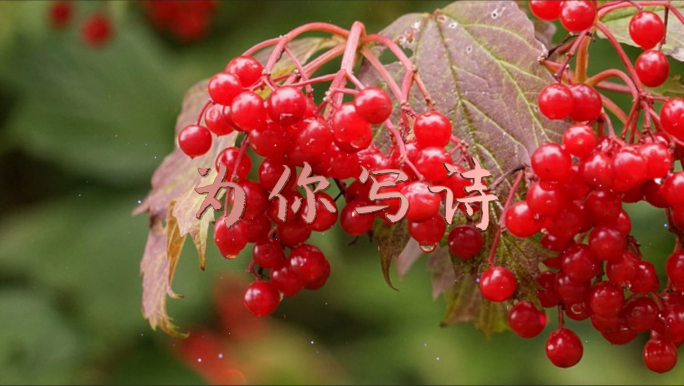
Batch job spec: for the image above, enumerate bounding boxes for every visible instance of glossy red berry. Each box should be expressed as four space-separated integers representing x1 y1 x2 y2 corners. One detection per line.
606 251 638 284
276 220 311 247
562 125 595 158
555 273 591 304
662 172 684 207
480 266 516 302
526 183 566 218
580 151 614 190
215 147 251 181
584 190 621 225
537 271 560 308
568 84 602 122
409 215 446 246
529 0 562 21
413 111 452 148
588 226 626 261
291 117 333 159
204 104 235 136
253 240 284 269
639 142 673 180
589 282 624 317
630 261 660 294
666 251 684 286
644 340 678 374
654 304 684 342
625 297 658 332
237 180 268 217
249 121 291 160
243 281 280 316
340 201 375 236
448 225 483 259
331 103 372 153
531 143 572 182
636 50 669 88
179 125 212 158
505 202 540 238
414 146 452 182
602 323 637 345
538 84 574 120
267 87 307 127
81 13 113 47
225 56 263 87
214 218 248 258
230 91 267 132
612 148 647 192
303 193 338 232
565 302 591 321
242 215 270 243
304 258 330 290
354 87 393 124
288 244 328 284
630 11 665 50
547 201 591 240
49 1 74 29
546 328 583 368
559 0 596 33
208 72 242 105
509 301 547 338
660 98 684 141
401 181 442 222
561 244 599 283
270 261 304 297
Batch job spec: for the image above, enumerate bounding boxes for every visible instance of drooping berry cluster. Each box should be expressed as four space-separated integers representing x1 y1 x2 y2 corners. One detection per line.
505 1 684 373
178 21 499 318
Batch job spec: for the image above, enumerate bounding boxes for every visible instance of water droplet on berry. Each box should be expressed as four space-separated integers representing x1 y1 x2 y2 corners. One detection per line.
420 244 437 254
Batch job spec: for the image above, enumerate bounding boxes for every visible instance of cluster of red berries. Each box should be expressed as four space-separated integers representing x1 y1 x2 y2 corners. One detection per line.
48 1 218 47
48 1 113 47
530 0 598 33
178 51 491 317
143 0 217 43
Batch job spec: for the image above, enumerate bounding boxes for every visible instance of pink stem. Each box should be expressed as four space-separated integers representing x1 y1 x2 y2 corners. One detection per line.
231 135 250 183
196 101 213 126
596 23 645 93
554 31 589 81
586 68 639 100
283 45 313 95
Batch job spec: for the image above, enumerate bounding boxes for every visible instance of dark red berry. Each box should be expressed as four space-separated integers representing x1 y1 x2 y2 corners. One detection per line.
258 158 294 192
625 297 658 333
538 84 574 120
527 183 566 218
565 302 591 321
561 244 599 283
354 87 393 124
509 301 546 338
588 226 626 261
448 225 483 259
289 244 328 284
662 172 684 207
270 261 304 297
205 104 235 136
636 50 669 88
537 271 560 308
409 215 446 246
630 11 666 50
291 117 333 159
253 240 284 269
304 257 330 290
584 190 621 225
589 281 625 317
179 125 212 158
555 273 591 304
639 142 672 179
606 251 638 284
243 281 280 316
546 328 583 368
580 151 614 190
214 218 248 258
480 266 516 302
249 120 291 160
612 148 647 191
666 251 684 286
242 215 270 243
276 219 311 247
643 339 677 373
340 201 375 236
331 103 372 153
630 260 660 294
414 146 452 182
303 193 338 232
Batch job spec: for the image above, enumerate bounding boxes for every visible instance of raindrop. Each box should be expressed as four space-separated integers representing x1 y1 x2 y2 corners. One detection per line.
419 244 437 254
466 46 473 54
491 10 499 19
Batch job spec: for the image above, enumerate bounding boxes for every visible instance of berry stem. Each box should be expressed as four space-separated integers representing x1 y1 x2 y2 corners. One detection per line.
359 47 405 106
554 31 589 82
231 135 250 183
586 69 639 100
283 45 314 95
196 100 213 126
574 34 591 84
596 23 645 93
487 169 525 267
600 94 629 126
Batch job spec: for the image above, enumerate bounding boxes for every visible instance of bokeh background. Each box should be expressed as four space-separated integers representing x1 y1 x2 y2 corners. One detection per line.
1 1 684 384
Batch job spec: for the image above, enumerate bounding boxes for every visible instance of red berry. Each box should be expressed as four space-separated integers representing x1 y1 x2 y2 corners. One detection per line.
225 56 263 87
568 84 602 122
660 98 684 142
635 50 669 88
614 210 632 236
242 215 270 243
340 201 375 236
662 172 684 207
208 73 242 105
214 218 248 258
303 193 338 232
204 104 235 136
258 158 294 192
588 226 626 261
304 258 330 290
602 323 637 345
526 183 566 218
561 244 599 283
325 145 361 179
580 151 614 189
270 261 304 297
545 328 583 368
179 125 212 158
606 251 638 284
565 302 591 321
674 206 684 230
547 202 591 240
629 11 666 50
666 251 684 287
81 13 113 47
243 281 280 316
538 84 574 120
589 281 624 317
409 215 446 246
250 121 291 160
590 313 621 332
505 202 540 238
448 225 483 259
288 244 328 284
559 0 596 33
630 261 660 294
654 304 684 342
537 271 560 308
253 240 284 269
49 1 74 29
414 146 452 182
532 143 572 182
480 266 516 302
291 117 333 159
509 301 547 338
562 125 595 158
267 87 307 127
624 297 658 332
639 142 673 180
584 190 621 225
401 181 442 222
354 87 393 124
529 0 562 21
643 339 678 373
555 273 591 304
237 181 268 217
230 91 267 132
613 148 648 191
216 147 251 181
413 111 452 148
331 103 372 153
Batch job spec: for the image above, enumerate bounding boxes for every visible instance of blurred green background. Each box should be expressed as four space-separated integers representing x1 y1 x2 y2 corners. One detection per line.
1 1 683 384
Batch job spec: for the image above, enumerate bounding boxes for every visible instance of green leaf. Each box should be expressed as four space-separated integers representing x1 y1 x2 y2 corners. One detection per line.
647 74 684 98
361 1 564 335
599 4 684 61
135 37 341 336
